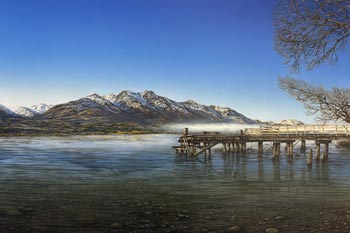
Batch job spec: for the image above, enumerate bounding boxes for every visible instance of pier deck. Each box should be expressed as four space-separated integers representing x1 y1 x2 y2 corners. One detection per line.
174 125 350 161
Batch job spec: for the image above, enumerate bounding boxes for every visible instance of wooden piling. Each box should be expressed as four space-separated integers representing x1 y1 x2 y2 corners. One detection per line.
191 144 196 156
241 142 246 152
287 142 294 156
222 143 227 153
316 141 321 160
258 141 263 154
301 140 306 151
324 142 329 159
307 149 313 166
183 128 188 135
273 142 280 158
235 142 240 152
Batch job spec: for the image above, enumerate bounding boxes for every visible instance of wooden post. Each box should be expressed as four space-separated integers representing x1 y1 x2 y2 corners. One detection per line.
323 143 329 160
316 141 320 160
183 128 188 135
235 142 240 152
307 149 313 166
241 142 246 152
222 143 227 153
231 143 235 152
288 142 294 156
273 142 280 157
322 142 329 161
191 144 196 156
258 141 263 154
301 140 306 151
273 142 280 158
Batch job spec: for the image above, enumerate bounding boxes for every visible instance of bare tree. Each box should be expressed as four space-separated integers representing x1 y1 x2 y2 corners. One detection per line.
279 77 350 123
274 0 350 72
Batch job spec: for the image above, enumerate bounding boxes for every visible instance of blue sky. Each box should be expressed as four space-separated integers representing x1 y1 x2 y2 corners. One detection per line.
0 0 348 123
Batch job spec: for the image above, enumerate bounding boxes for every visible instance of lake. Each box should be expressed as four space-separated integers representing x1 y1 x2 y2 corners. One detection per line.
0 134 350 233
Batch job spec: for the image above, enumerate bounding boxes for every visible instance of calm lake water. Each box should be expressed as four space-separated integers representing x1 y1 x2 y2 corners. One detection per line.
1 134 350 233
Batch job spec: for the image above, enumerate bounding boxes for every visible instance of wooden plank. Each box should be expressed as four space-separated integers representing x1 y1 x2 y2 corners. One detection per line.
194 143 219 156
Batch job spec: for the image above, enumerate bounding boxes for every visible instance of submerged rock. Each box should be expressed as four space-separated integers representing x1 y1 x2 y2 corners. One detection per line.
227 225 241 232
6 210 22 216
274 215 285 220
265 228 279 233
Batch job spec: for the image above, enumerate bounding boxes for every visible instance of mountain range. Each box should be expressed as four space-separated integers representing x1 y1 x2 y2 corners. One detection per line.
0 90 256 135
0 103 52 118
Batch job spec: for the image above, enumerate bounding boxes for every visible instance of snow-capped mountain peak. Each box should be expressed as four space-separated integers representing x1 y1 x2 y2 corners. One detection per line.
0 104 15 115
103 93 118 101
184 99 199 105
87 93 102 99
86 93 111 105
141 90 156 96
31 103 52 114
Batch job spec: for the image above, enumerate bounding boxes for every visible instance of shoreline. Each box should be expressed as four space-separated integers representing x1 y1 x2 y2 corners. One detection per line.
0 131 163 137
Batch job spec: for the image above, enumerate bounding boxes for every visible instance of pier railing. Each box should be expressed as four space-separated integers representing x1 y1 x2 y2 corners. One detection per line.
245 125 350 137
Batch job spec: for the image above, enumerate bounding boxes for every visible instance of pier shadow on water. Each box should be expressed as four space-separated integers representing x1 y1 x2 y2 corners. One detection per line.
0 135 350 232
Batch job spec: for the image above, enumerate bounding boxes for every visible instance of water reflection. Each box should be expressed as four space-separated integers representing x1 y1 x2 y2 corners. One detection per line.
175 152 330 183
258 156 264 181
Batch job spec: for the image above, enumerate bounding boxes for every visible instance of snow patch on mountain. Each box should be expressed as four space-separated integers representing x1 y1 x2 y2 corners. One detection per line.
87 93 112 105
83 93 122 113
4 105 38 117
106 90 155 112
210 105 256 124
141 91 190 114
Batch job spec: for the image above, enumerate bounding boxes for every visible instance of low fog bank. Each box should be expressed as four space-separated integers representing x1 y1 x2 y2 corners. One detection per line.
161 123 260 134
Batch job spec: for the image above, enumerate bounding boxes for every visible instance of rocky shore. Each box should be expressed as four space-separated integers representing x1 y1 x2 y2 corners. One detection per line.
0 180 350 233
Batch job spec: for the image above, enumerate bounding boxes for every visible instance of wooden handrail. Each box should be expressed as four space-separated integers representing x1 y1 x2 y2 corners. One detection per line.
245 125 350 136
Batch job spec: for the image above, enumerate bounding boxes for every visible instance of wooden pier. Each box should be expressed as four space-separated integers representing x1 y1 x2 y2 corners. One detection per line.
174 125 350 161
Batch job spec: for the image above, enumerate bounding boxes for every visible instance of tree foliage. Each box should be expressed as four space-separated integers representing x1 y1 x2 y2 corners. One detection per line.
274 0 350 72
279 77 350 123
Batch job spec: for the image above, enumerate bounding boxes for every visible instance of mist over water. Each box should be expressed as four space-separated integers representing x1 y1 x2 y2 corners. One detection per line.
161 123 260 134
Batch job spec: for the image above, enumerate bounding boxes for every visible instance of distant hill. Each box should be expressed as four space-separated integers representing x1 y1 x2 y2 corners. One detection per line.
272 119 305 126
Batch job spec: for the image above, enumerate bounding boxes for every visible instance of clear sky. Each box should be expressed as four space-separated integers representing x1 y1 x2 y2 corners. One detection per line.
0 0 349 123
